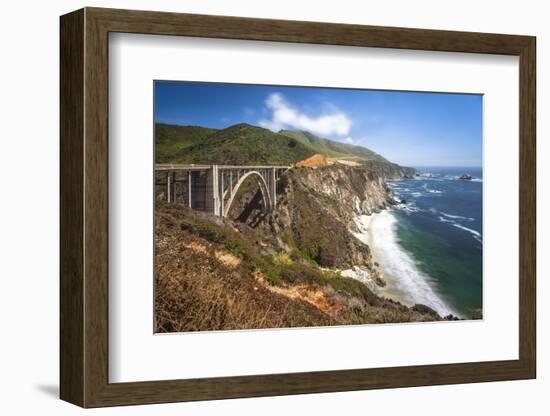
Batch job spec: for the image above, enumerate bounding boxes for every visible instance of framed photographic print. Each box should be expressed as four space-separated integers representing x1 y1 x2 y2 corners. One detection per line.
60 7 536 407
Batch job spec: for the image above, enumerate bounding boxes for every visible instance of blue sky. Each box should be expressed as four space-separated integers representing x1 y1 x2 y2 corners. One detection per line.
154 81 482 167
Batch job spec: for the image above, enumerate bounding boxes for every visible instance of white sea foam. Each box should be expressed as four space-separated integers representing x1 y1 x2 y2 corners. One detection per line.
396 203 420 214
440 212 474 221
438 216 454 224
352 212 457 317
422 183 442 194
451 223 483 243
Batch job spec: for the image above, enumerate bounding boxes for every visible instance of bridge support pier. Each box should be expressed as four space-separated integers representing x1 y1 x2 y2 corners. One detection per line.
156 164 288 218
270 168 277 211
205 165 221 216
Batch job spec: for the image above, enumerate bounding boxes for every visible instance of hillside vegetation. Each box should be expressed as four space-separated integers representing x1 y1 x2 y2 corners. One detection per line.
156 123 314 165
155 201 444 332
279 130 389 163
155 122 391 166
155 124 216 163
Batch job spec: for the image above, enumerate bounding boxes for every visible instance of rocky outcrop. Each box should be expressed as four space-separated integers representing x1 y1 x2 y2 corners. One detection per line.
295 153 329 168
268 164 396 269
363 160 419 179
283 164 395 218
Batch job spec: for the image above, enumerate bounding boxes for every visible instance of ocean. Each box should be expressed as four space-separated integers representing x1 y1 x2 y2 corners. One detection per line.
355 167 483 319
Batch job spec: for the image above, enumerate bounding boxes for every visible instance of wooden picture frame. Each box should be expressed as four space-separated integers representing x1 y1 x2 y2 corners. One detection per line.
60 7 536 408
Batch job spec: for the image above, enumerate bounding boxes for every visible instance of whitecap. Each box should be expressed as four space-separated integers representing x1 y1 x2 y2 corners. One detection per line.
438 216 455 224
396 204 420 214
440 212 474 221
452 223 483 243
422 183 442 194
353 212 457 317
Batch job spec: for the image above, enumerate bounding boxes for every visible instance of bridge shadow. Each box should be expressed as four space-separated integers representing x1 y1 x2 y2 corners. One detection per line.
235 191 268 228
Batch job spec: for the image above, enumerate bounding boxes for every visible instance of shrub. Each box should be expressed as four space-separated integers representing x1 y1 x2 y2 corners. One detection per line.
272 252 293 267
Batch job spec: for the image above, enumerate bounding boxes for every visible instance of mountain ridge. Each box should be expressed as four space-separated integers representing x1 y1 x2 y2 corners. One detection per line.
156 122 396 168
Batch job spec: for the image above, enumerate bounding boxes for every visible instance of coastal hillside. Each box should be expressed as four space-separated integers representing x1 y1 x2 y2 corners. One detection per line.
156 123 314 165
152 121 456 331
278 130 389 163
155 199 447 332
154 163 460 332
155 124 216 163
155 123 415 177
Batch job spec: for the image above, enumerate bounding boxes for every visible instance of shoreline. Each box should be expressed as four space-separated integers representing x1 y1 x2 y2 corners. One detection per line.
345 210 459 318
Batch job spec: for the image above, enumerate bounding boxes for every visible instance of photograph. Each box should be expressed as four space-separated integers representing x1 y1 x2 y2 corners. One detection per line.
153 81 483 333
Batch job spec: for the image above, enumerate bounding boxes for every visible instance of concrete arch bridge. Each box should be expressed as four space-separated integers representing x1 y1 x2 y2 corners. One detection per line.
155 164 289 217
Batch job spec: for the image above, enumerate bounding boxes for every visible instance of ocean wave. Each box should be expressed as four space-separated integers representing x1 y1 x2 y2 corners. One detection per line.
440 212 474 221
451 223 483 243
395 203 420 214
421 183 443 194
438 216 454 224
419 173 440 178
354 212 457 317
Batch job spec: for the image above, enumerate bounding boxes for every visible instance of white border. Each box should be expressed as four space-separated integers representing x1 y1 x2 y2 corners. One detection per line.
109 33 519 383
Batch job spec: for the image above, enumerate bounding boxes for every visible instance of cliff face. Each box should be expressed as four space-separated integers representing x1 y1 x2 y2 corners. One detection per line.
281 165 395 220
270 165 395 270
362 160 418 179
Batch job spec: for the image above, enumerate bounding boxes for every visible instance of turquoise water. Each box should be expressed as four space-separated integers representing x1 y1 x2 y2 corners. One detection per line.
388 167 482 317
390 168 483 317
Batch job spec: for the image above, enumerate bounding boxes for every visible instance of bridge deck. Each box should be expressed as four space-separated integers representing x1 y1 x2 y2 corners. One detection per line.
155 164 290 171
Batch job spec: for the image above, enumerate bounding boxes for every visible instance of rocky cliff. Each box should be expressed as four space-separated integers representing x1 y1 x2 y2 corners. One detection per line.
227 164 399 270
267 165 395 270
362 160 418 179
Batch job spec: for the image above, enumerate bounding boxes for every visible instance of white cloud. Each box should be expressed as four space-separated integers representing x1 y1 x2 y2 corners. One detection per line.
258 93 352 137
343 137 354 144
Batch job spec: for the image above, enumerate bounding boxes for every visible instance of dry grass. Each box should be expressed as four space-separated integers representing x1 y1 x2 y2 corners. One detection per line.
155 211 333 332
154 203 447 333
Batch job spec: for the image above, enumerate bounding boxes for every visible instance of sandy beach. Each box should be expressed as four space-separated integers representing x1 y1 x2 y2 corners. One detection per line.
347 211 457 318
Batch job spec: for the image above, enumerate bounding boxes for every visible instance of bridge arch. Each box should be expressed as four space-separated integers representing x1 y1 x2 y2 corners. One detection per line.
223 170 272 218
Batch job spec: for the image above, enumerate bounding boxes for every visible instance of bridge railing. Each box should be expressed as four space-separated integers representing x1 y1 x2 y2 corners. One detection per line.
154 164 290 217
155 164 290 170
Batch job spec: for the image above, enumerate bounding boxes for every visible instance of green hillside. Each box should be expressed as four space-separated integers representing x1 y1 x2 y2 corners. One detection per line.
279 130 389 163
157 123 315 165
155 124 217 163
155 123 390 166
